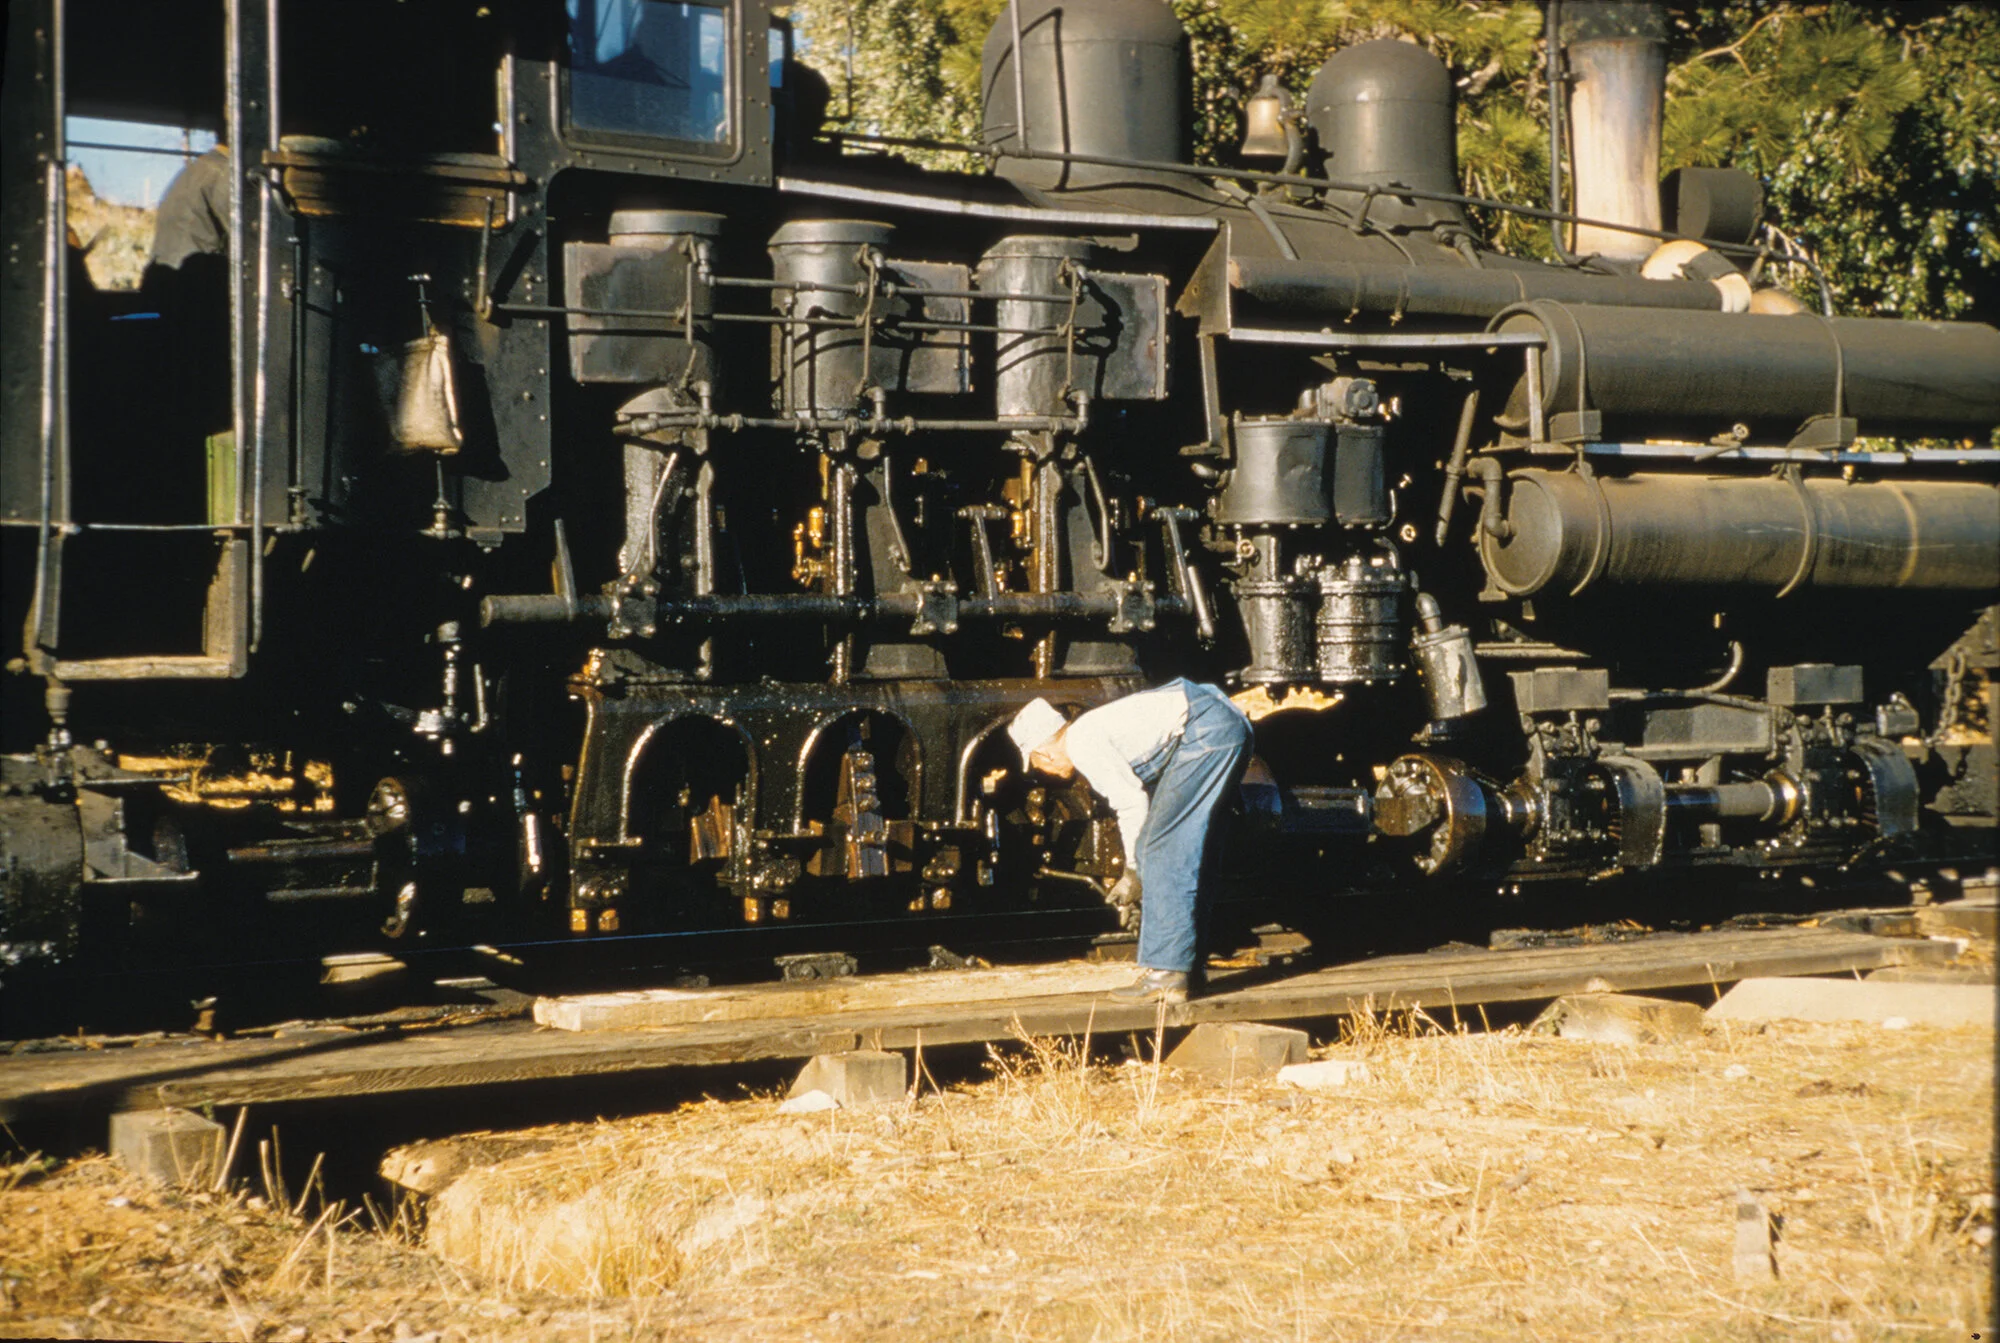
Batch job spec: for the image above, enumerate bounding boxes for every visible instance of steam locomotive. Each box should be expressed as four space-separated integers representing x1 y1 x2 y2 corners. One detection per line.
3 0 1995 1009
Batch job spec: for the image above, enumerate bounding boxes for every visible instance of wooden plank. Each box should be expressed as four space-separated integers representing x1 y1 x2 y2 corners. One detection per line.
535 961 1141 1031
0 926 1954 1119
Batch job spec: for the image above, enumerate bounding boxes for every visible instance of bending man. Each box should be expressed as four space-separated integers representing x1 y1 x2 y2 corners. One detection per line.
1008 679 1254 1004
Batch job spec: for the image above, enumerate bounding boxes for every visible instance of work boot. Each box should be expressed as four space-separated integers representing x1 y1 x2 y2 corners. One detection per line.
1109 968 1190 1005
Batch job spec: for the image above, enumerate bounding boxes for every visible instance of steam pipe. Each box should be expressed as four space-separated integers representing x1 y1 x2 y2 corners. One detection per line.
1544 0 1583 266
481 591 1191 628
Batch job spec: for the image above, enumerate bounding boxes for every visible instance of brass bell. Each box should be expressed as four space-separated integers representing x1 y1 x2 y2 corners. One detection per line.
1240 73 1296 160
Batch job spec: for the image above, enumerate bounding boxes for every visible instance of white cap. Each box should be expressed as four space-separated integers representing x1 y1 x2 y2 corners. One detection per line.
1007 698 1067 765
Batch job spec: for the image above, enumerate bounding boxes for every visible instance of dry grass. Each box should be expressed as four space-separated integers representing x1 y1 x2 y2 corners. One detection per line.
3 1009 1990 1342
414 1009 1992 1342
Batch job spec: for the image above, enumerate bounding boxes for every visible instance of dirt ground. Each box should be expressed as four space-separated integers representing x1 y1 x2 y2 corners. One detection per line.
2 1005 1991 1343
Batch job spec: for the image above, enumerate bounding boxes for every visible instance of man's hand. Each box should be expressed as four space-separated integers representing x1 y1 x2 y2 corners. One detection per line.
1106 869 1143 931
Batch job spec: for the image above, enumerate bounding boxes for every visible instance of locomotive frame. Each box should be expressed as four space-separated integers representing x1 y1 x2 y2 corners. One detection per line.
3 0 1995 1017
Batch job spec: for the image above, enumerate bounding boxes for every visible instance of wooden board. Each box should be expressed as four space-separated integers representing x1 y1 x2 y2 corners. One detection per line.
0 926 1956 1121
535 961 1141 1031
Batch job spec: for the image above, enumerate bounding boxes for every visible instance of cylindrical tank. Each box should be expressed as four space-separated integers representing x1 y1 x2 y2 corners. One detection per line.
1493 300 2000 438
1478 469 2000 597
979 235 1095 421
1563 2 1667 260
980 0 1190 195
1215 418 1331 526
768 220 894 415
1317 556 1407 684
1306 40 1465 230
1235 577 1318 685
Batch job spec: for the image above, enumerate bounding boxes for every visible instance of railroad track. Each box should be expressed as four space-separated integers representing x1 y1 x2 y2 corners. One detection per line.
2 910 1978 1134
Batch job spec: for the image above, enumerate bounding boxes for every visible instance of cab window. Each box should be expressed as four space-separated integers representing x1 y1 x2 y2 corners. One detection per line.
567 0 730 147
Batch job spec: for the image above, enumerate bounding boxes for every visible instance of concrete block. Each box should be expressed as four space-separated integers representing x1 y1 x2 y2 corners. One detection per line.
1276 1059 1372 1090
788 1050 906 1108
1530 993 1706 1045
1165 1022 1309 1084
110 1108 224 1187
1707 977 1995 1029
1733 1188 1778 1281
1918 900 1997 943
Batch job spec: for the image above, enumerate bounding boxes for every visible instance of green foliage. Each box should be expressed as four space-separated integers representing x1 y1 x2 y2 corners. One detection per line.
1665 3 1997 318
787 1 1998 319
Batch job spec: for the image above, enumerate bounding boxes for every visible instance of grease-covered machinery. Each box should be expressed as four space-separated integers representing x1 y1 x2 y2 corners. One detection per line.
2 0 1994 1002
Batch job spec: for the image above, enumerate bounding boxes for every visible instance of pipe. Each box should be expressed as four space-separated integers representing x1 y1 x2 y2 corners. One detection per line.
1465 456 1513 540
1543 0 1583 266
1434 388 1481 545
1663 779 1793 825
480 590 1191 629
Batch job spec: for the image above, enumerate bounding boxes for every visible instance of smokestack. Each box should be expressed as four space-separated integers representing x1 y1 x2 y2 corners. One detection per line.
1562 1 1666 261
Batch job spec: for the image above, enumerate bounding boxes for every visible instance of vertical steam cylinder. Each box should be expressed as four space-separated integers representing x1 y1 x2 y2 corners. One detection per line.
769 220 895 415
1306 41 1466 230
980 0 1191 196
1317 556 1407 684
1564 1 1666 261
1236 578 1318 685
980 236 1096 421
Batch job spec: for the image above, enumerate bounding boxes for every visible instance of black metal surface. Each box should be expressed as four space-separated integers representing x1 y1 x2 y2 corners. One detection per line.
0 795 85 969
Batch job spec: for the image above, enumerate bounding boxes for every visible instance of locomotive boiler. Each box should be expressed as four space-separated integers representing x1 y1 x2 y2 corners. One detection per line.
2 0 1995 1012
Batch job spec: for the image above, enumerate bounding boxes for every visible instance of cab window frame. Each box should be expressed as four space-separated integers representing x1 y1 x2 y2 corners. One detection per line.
558 0 745 165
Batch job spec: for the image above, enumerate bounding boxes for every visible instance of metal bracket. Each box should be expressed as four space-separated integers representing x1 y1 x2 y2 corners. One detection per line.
908 582 960 636
1547 409 1602 444
1105 579 1157 635
1786 414 1858 451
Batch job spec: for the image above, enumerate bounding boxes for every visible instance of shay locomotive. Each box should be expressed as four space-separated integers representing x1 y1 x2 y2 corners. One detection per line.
3 0 1996 1010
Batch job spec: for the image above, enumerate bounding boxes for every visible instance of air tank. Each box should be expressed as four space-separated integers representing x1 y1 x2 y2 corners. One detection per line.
1306 40 1465 230
1478 469 2000 597
980 0 1190 195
